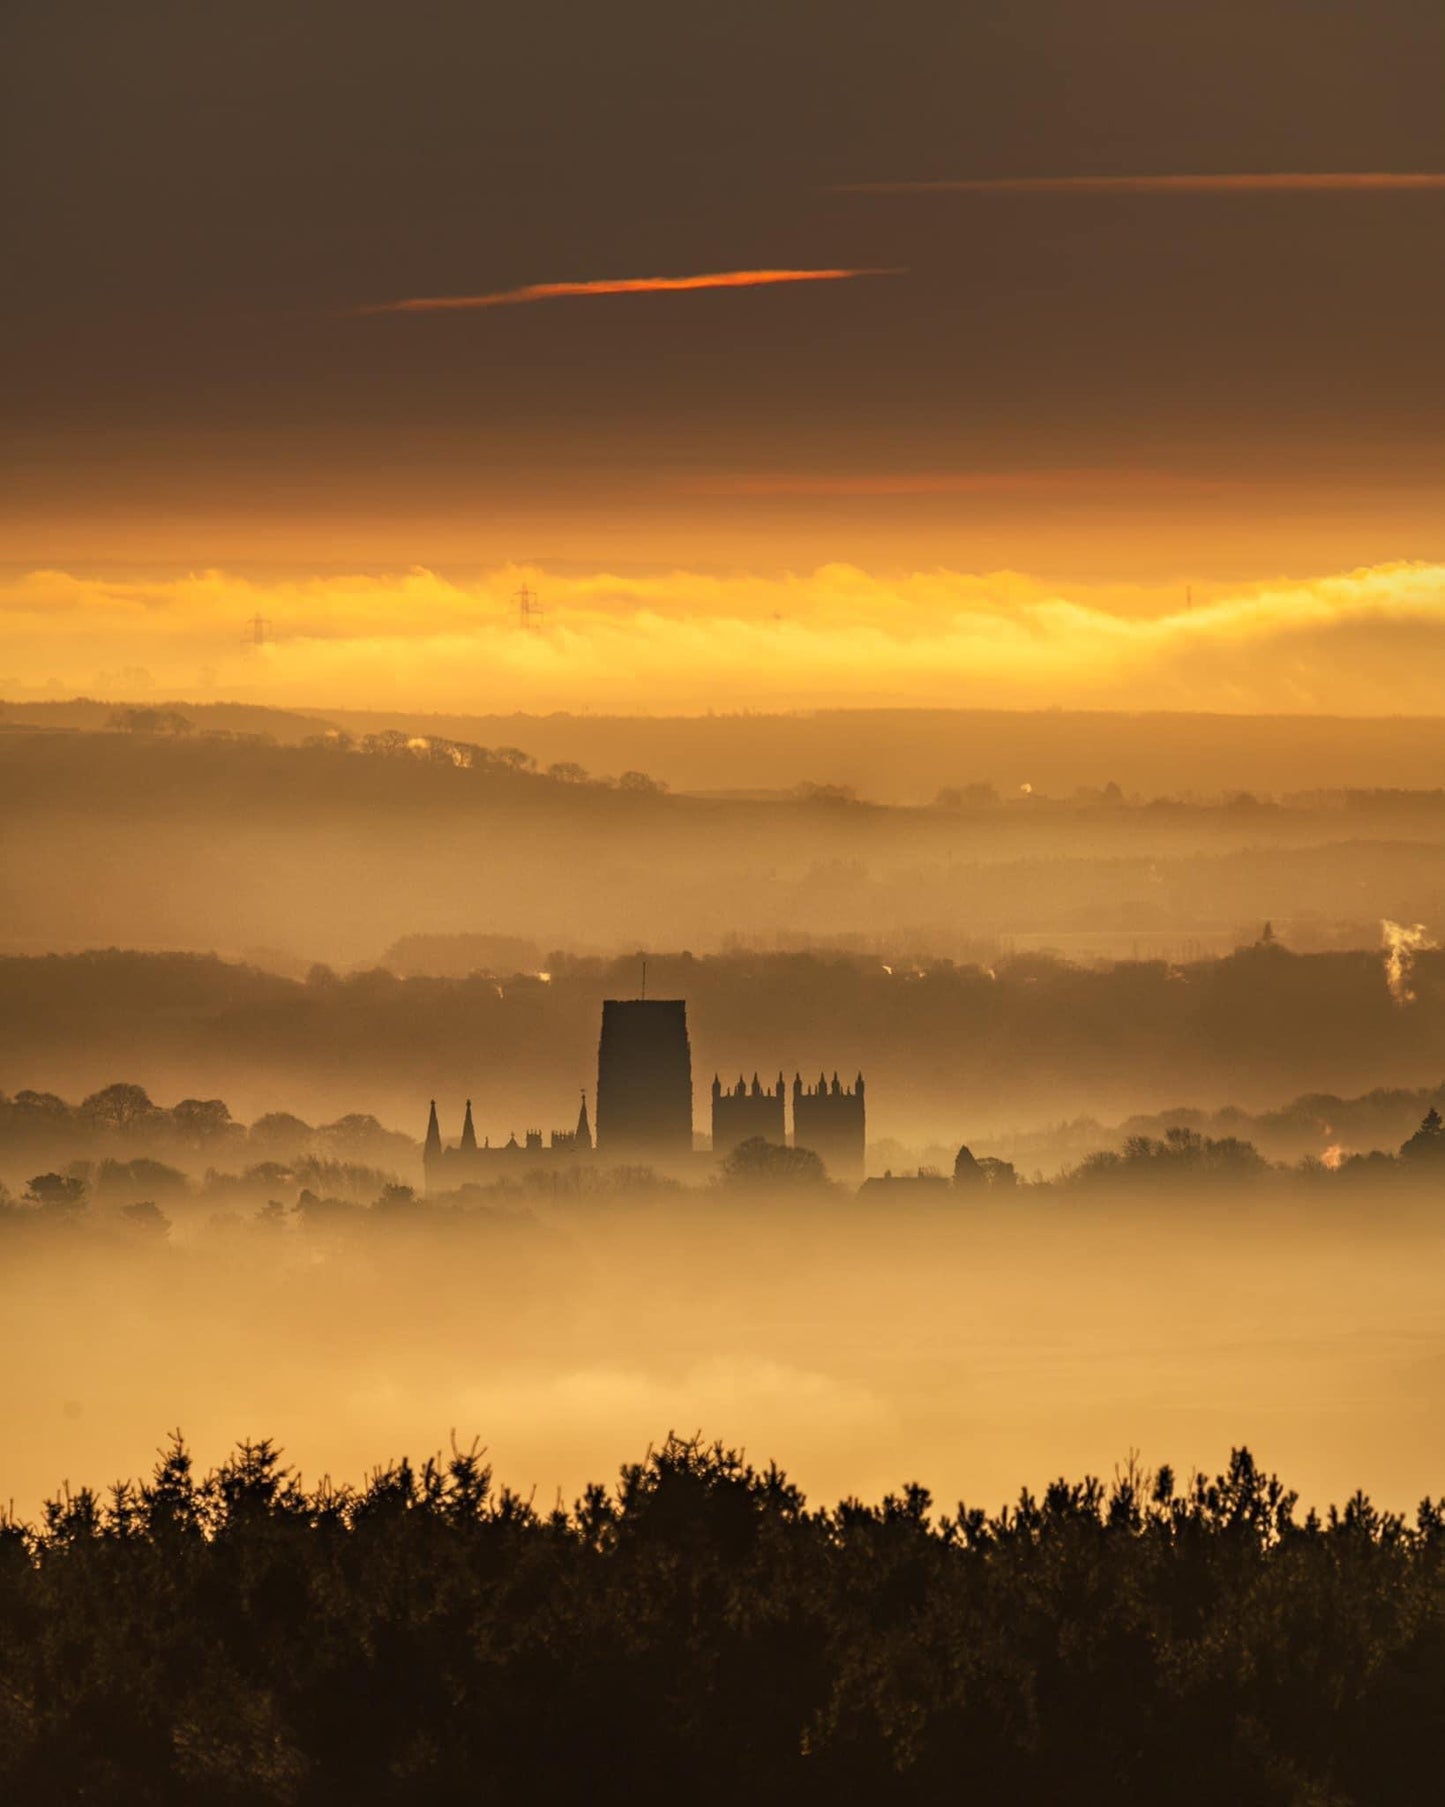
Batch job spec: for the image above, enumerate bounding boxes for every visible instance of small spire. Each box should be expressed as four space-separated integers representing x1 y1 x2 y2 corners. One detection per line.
576 1090 592 1150
460 1100 477 1152
425 1099 441 1158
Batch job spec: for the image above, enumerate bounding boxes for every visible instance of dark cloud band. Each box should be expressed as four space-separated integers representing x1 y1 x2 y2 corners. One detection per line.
841 172 1445 196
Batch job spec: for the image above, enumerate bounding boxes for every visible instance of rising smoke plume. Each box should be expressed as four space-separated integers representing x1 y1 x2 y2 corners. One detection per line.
1381 919 1436 1004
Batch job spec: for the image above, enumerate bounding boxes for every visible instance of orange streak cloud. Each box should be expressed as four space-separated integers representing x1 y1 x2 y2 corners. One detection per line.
357 267 900 315
841 172 1445 196
687 468 1245 498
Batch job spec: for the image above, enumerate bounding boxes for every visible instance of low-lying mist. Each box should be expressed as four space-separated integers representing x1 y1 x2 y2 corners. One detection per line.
7 937 1445 1147
5 1184 1441 1527
8 724 1445 966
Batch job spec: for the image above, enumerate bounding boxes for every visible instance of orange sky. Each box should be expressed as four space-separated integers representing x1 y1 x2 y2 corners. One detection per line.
4 1 1445 710
8 559 1445 717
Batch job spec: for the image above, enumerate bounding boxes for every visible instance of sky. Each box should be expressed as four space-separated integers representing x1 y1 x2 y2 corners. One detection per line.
4 0 1445 709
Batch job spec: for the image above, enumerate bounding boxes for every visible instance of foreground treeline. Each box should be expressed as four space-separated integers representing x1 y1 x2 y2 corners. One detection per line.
1 1437 1440 1804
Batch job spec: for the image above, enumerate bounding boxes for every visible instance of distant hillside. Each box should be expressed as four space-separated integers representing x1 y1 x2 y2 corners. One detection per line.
0 697 336 741
6 726 1445 970
321 705 1445 804
10 696 1445 803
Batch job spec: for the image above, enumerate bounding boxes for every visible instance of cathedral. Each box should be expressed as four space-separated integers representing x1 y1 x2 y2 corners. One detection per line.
423 996 865 1189
423 1091 592 1186
791 1071 866 1181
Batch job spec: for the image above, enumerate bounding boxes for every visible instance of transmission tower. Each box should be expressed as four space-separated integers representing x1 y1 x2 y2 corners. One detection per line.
242 612 273 647
513 582 542 632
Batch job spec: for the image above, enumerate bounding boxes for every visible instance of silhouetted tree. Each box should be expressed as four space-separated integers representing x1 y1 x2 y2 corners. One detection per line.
246 1111 314 1158
105 705 193 735
0 1433 1440 1803
91 1156 188 1204
23 1171 86 1211
617 769 668 794
80 1082 158 1132
168 1097 235 1146
1072 1126 1268 1188
953 1143 985 1187
722 1136 828 1190
1400 1106 1445 1163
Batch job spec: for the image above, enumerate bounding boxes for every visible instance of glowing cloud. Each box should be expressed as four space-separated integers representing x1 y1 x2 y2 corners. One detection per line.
356 268 901 315
7 560 1445 716
841 172 1445 196
1381 920 1437 1005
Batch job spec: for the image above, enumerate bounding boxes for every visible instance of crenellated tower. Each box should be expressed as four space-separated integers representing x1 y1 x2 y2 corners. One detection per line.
792 1070 865 1181
711 1070 786 1156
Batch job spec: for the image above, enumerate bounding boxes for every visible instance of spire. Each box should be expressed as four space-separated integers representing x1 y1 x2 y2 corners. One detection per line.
712 1072 721 1096
751 1072 761 1095
460 1100 477 1152
425 1100 441 1159
576 1090 592 1150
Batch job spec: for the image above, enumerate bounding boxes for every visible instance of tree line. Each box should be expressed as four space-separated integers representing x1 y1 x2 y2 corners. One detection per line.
104 706 672 793
8 944 1445 1148
0 1433 1438 1803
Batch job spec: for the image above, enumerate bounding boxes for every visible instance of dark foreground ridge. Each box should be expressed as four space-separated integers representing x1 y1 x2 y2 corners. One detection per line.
2 1436 1441 1804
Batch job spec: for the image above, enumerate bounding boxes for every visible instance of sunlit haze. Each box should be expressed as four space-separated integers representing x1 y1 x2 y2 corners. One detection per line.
4 7 1445 1788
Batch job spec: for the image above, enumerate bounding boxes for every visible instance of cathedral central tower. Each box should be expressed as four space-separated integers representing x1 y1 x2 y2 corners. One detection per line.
595 998 693 1159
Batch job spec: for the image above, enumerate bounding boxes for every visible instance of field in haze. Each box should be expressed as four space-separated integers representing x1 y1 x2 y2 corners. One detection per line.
5 701 1444 1539
4 1186 1441 1526
6 719 1445 971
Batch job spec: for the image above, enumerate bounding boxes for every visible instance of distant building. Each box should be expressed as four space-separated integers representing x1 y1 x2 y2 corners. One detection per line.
595 998 693 1160
711 1072 786 1157
422 996 868 1190
859 1168 950 1200
793 1071 866 1182
423 1092 591 1188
